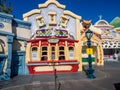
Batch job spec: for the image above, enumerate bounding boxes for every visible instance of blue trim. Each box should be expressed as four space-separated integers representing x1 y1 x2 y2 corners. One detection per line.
24 41 27 47
7 35 13 43
0 54 7 59
6 36 13 78
11 50 27 76
14 36 28 41
12 19 31 29
0 31 14 36
0 54 7 75
0 12 13 23
0 23 4 28
12 50 25 55
0 36 13 80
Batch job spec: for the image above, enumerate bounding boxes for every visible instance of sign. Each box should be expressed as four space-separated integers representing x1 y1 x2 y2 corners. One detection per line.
86 48 93 55
48 38 59 43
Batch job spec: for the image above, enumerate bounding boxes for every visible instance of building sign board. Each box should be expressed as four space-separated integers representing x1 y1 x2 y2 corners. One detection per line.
86 48 93 55
48 38 59 43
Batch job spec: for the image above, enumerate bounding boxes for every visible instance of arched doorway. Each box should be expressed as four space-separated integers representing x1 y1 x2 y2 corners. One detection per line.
0 39 6 75
80 35 104 66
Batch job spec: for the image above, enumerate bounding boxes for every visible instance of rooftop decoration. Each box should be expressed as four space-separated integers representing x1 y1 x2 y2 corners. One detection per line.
110 17 120 28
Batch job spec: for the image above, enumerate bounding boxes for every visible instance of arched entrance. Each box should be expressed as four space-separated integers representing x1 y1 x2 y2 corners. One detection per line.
80 34 104 66
0 39 6 75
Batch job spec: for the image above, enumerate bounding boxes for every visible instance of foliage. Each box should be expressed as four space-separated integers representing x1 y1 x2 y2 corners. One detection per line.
110 17 120 28
0 0 13 14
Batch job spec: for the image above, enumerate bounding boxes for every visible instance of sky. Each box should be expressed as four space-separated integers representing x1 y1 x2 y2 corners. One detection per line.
7 0 120 24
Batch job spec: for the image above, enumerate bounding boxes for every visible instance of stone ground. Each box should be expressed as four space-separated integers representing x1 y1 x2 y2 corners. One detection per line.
0 61 120 90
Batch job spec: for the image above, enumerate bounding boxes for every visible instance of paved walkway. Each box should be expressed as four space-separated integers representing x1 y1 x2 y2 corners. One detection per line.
0 61 120 90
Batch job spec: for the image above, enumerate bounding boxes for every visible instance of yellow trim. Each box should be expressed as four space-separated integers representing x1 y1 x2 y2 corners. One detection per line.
36 16 43 20
65 41 68 60
49 22 57 25
25 43 31 63
55 44 59 61
23 9 41 19
48 12 56 15
64 10 81 20
38 0 65 9
61 15 69 20
48 44 51 60
59 15 69 28
48 12 57 25
36 16 46 27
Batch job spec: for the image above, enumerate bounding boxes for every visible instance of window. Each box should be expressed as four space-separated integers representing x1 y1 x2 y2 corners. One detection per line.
31 47 38 60
59 46 65 60
41 47 48 61
48 12 56 25
68 47 74 60
58 15 69 28
51 47 55 60
36 16 45 27
104 49 115 55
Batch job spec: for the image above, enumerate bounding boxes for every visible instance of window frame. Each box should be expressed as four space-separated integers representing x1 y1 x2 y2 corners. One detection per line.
31 46 38 61
48 12 57 25
36 16 45 27
59 15 69 28
58 46 65 60
41 46 48 61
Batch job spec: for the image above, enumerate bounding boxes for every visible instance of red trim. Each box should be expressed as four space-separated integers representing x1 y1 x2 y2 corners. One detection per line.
36 36 51 38
67 42 74 46
58 41 65 46
28 60 77 63
50 43 56 46
27 38 78 43
31 42 39 46
27 64 78 74
41 41 48 46
27 60 79 74
56 36 68 38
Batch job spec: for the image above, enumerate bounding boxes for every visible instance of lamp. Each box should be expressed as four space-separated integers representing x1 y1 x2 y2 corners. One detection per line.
85 30 93 40
85 29 95 79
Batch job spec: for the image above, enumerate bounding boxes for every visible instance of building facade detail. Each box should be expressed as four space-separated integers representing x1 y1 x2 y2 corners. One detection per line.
23 0 103 74
94 19 120 61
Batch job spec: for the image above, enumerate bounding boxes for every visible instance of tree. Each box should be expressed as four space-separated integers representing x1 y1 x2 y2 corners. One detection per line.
0 0 13 14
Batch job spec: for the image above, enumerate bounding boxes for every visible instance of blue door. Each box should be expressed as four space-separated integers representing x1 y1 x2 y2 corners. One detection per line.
11 51 25 77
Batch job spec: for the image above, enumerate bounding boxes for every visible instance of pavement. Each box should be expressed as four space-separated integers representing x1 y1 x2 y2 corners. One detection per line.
0 61 120 90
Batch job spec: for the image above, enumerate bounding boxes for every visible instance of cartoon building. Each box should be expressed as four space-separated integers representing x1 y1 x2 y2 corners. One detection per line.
23 0 104 74
94 19 120 61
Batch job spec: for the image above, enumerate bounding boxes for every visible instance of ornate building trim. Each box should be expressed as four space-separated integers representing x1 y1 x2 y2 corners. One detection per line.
0 31 14 36
38 0 65 9
0 12 13 23
12 19 31 29
23 9 41 20
64 10 81 20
